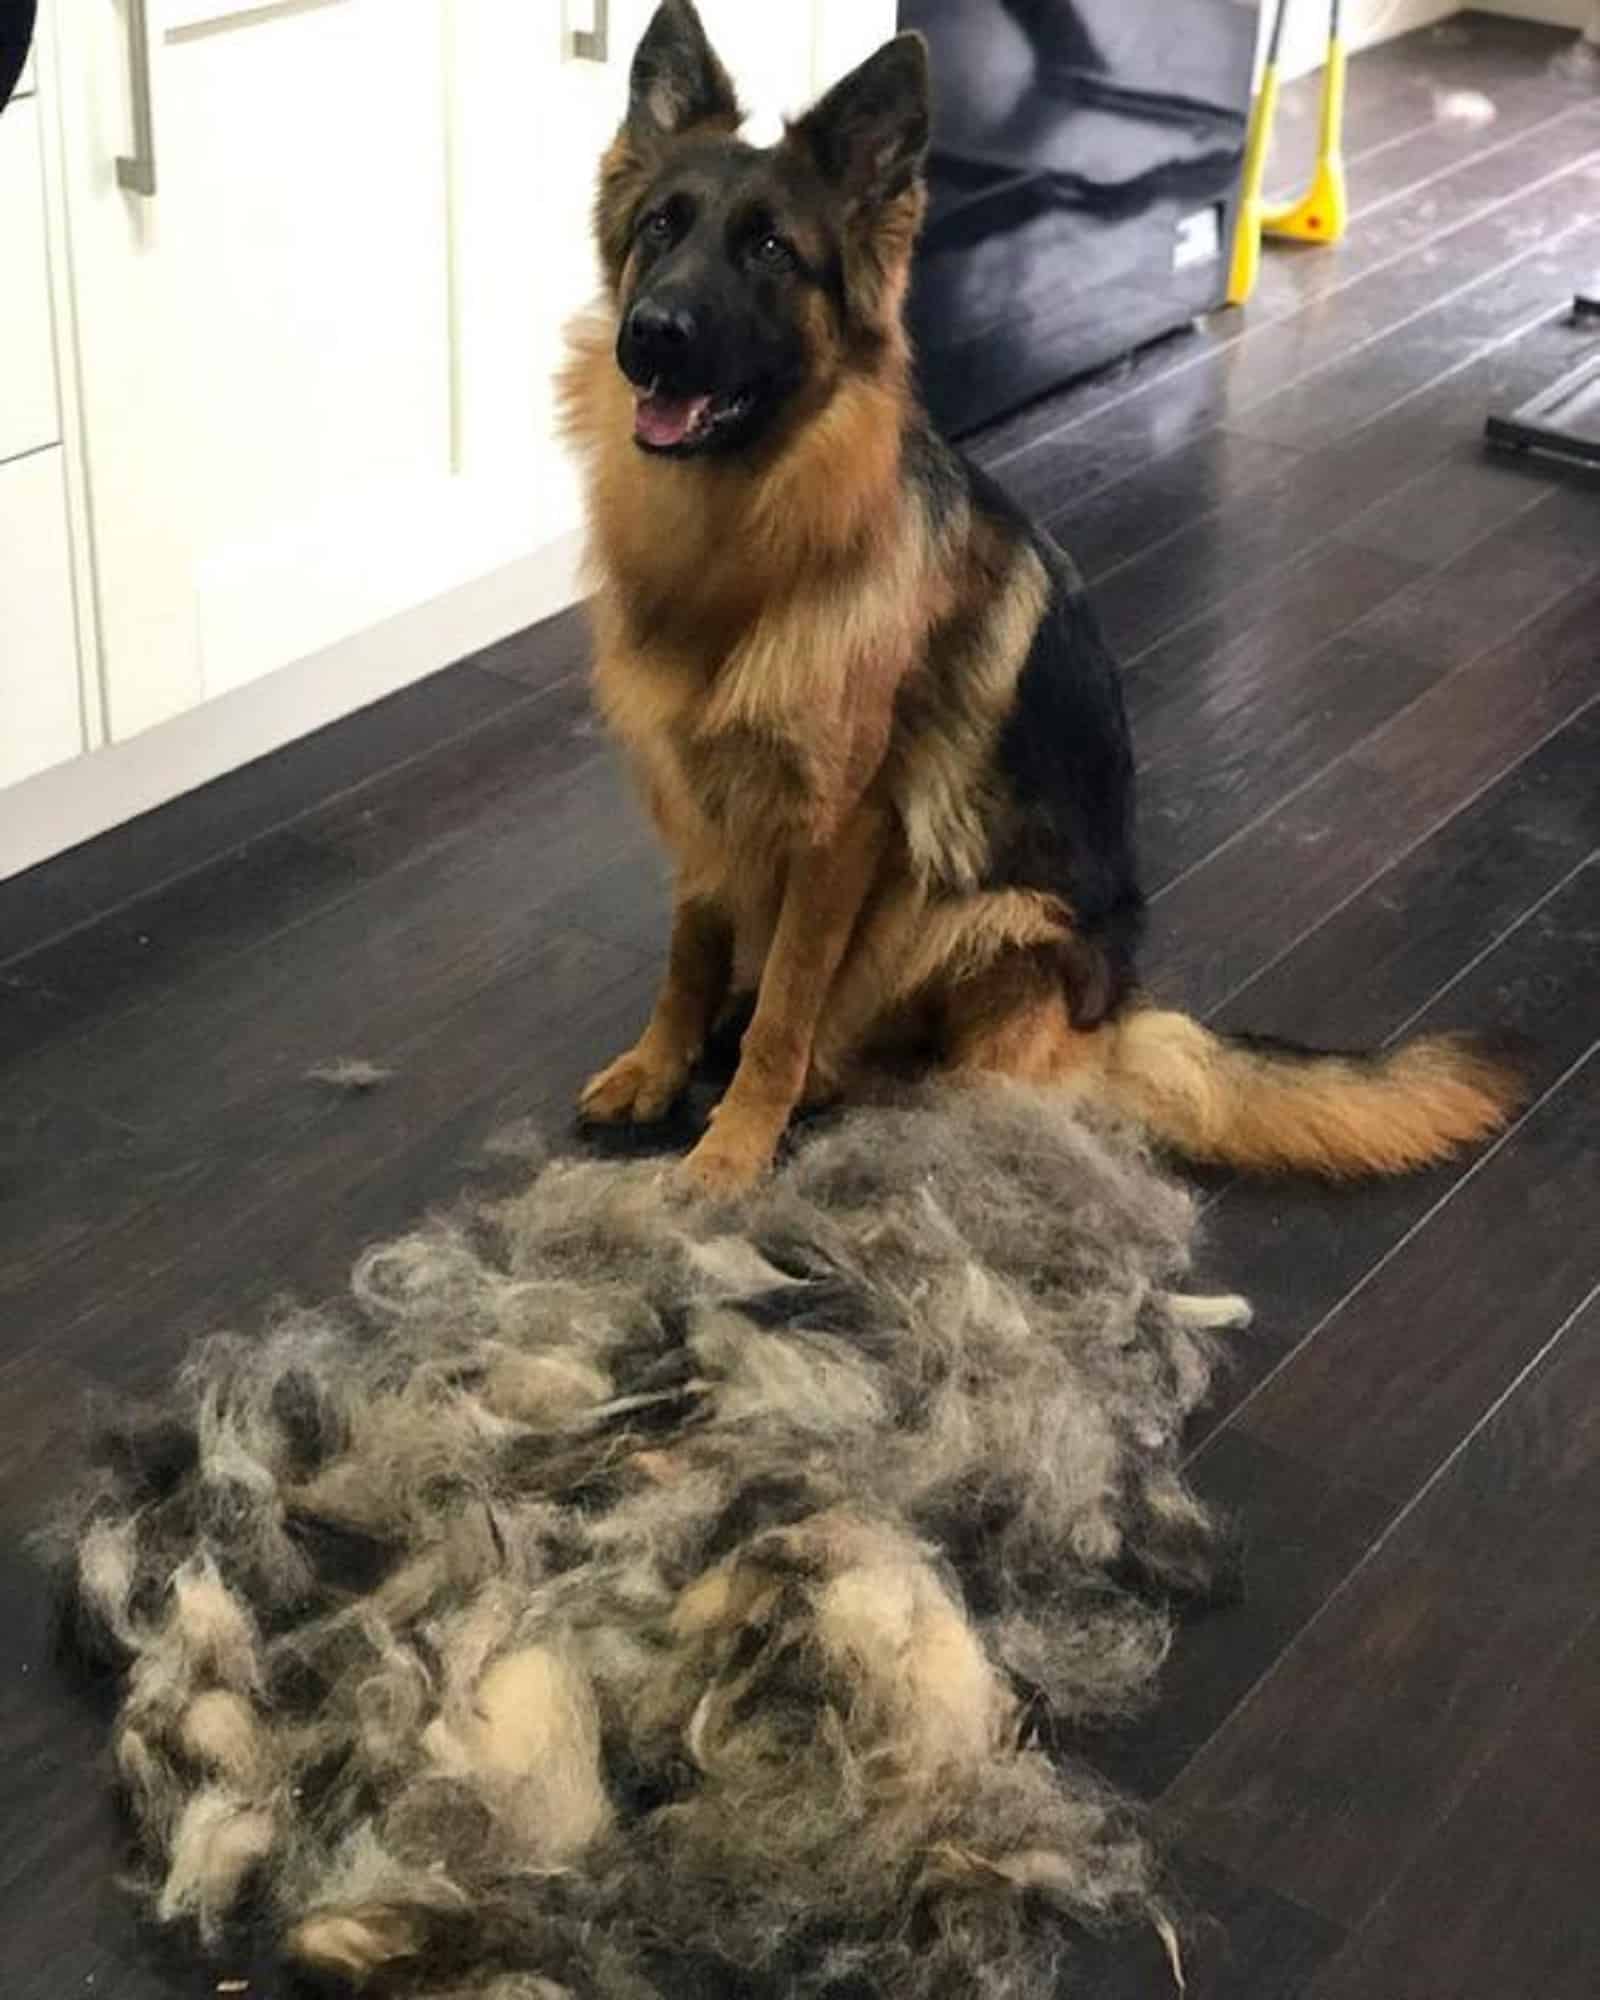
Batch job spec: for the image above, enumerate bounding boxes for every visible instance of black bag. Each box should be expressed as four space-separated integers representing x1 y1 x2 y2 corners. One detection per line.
1 0 37 117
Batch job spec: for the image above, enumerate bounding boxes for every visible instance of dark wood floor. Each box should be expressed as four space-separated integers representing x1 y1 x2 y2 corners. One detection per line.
2 14 1597 1996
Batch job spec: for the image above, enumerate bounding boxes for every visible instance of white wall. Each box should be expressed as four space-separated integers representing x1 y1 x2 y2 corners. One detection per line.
1270 1 1600 79
1271 2 1464 81
1473 2 1599 32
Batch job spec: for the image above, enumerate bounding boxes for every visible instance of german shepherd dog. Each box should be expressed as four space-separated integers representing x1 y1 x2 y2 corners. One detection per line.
562 0 1521 1196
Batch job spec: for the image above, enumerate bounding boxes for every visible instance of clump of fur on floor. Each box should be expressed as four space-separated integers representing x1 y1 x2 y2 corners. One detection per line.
44 1085 1250 1999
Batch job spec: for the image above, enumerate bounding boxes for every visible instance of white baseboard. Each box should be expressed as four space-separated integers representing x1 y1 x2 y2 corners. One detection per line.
0 527 584 886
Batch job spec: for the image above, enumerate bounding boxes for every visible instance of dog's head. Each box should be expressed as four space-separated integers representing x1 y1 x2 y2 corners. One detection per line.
594 0 930 459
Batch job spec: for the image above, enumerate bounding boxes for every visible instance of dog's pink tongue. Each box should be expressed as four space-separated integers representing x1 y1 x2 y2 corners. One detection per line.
634 391 710 449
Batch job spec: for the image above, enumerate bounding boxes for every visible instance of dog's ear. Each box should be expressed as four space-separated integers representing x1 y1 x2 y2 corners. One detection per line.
789 34 931 210
625 0 742 143
595 2 740 288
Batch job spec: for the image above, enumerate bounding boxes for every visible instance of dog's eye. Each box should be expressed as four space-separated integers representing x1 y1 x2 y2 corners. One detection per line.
640 210 674 245
752 232 796 272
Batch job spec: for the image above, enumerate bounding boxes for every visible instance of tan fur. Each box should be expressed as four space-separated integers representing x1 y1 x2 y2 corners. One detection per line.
478 1347 614 1429
564 10 1522 1191
157 1790 276 1938
421 1641 612 1863
664 1510 1014 1820
1102 1012 1521 1177
78 1518 141 1650
286 1903 431 1982
888 532 1049 890
178 1689 271 1789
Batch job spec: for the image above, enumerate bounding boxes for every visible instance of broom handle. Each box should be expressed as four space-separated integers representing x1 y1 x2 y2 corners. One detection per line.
1265 0 1292 69
1227 0 1293 304
1320 0 1347 161
1245 0 1291 183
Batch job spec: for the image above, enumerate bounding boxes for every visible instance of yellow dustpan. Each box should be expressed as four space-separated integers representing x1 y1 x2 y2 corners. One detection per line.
1263 0 1349 244
1228 0 1349 306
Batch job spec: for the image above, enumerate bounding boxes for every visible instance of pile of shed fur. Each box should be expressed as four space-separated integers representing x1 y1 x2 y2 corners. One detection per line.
50 1087 1249 2000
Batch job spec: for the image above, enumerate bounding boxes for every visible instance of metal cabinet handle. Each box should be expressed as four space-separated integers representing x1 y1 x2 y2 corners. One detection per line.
574 0 608 63
115 0 156 196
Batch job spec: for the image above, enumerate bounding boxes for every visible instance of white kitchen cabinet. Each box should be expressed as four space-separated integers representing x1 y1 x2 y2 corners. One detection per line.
0 449 84 790
0 95 58 467
51 0 473 737
1 71 80 795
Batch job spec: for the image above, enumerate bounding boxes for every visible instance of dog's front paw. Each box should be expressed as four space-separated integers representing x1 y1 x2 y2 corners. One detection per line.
677 1120 776 1198
579 1045 689 1124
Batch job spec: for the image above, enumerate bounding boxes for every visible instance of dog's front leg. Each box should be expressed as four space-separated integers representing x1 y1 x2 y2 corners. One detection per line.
580 892 732 1124
681 809 885 1195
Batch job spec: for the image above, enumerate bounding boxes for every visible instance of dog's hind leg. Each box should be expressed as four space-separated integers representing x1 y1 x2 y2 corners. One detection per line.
580 891 732 1123
941 950 1107 1090
808 890 1087 1102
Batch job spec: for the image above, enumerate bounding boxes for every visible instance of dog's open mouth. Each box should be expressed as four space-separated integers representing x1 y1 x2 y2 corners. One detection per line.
633 384 756 452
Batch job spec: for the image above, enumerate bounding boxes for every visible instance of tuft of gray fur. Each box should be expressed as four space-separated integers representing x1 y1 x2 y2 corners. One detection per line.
307 1057 395 1092
47 1086 1248 1998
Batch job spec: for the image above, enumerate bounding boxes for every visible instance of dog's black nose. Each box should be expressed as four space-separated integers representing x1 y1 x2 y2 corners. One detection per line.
622 298 698 377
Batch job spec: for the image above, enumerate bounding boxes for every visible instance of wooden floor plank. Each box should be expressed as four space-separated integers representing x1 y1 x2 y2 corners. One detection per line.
1130 485 1593 892
0 670 608 1072
1314 83 1600 235
2 817 642 1146
0 1352 102 1536
1215 701 1600 1050
1086 306 1600 667
1188 857 1600 1442
1303 1609 1600 2000
1123 536 1430 742
1330 436 1557 567
0 662 530 968
1239 1043 1600 1502
1072 1844 1346 2000
1163 1287 1600 1926
467 600 590 690
1048 291 1600 602
0 920 647 1384
1218 132 1600 427
0 940 652 1392
1068 1429 1395 1804
1227 211 1600 456
1147 570 1600 1016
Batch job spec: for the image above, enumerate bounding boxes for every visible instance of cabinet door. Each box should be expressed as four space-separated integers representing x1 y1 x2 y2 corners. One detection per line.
0 449 84 789
53 0 532 740
0 94 59 466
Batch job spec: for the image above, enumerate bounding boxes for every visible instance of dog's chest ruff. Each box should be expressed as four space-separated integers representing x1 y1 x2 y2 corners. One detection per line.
596 588 914 846
592 635 837 861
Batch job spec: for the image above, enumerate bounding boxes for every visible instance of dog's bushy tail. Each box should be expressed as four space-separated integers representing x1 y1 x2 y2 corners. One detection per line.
1099 1008 1525 1178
